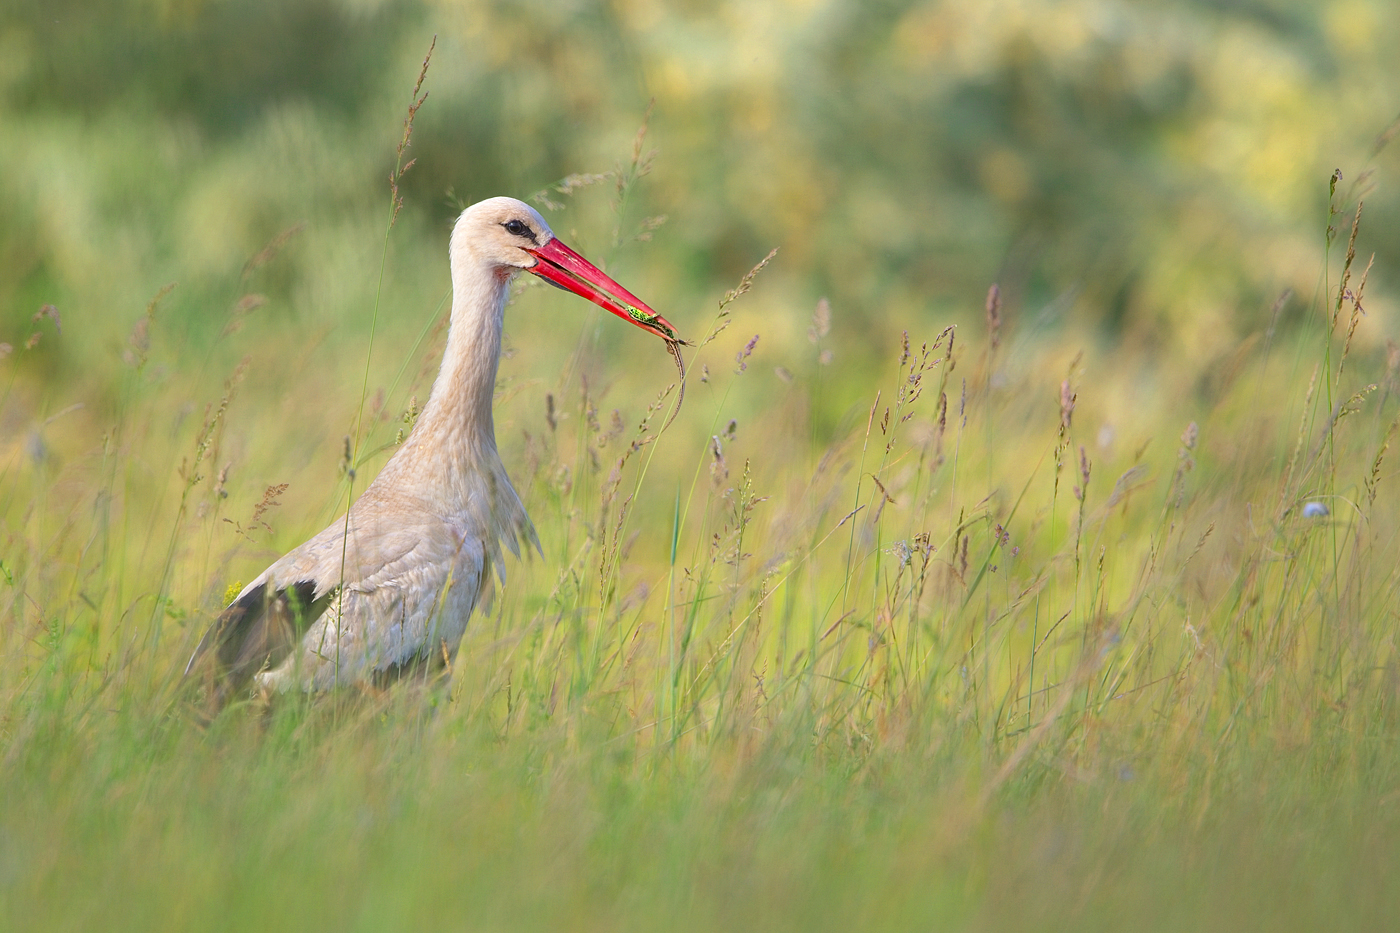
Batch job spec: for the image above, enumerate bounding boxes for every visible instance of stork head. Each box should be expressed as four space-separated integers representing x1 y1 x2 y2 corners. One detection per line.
451 196 685 343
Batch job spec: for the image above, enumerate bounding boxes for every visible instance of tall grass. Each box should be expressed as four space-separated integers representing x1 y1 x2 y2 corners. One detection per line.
3 100 1400 930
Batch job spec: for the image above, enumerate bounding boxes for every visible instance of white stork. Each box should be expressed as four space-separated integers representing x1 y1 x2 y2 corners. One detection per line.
186 196 683 712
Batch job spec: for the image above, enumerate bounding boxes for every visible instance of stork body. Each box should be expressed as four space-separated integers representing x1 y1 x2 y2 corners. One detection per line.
187 197 680 711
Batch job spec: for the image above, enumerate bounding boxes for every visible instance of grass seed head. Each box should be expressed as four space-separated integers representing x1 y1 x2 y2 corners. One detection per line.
809 297 831 343
985 283 1002 352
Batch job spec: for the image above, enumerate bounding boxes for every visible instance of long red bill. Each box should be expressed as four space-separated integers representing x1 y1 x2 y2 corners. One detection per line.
527 237 690 345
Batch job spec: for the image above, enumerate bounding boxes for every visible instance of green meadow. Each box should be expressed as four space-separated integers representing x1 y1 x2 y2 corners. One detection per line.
4 1 1400 928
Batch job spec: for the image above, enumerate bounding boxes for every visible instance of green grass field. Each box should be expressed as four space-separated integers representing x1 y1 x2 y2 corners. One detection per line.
4 3 1400 929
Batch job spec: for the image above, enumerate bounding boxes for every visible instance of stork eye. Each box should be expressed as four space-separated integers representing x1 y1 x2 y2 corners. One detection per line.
503 219 534 239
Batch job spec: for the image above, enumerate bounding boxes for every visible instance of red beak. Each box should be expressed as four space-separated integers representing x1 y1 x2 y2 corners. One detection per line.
527 237 688 344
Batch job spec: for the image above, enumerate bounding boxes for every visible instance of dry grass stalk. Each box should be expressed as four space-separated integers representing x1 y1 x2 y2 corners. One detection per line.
125 283 177 370
985 283 1002 354
389 35 436 227
241 223 306 281
1332 200 1363 331
1336 252 1374 388
702 248 779 347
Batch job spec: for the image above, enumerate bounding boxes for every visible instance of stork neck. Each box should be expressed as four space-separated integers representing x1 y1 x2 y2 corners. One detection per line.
409 260 511 473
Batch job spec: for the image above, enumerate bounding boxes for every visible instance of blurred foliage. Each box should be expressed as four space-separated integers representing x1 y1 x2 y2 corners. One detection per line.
3 0 1398 369
4 0 403 130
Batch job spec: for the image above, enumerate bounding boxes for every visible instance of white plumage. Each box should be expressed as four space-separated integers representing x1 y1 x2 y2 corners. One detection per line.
186 196 682 711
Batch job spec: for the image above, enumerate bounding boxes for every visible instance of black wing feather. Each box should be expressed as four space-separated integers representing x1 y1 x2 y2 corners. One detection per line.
184 580 330 714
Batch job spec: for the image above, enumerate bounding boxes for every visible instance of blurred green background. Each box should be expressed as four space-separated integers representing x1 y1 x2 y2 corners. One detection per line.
4 0 1398 394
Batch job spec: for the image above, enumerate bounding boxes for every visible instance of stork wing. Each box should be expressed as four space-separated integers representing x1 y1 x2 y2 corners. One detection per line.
183 502 458 714
184 578 333 713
